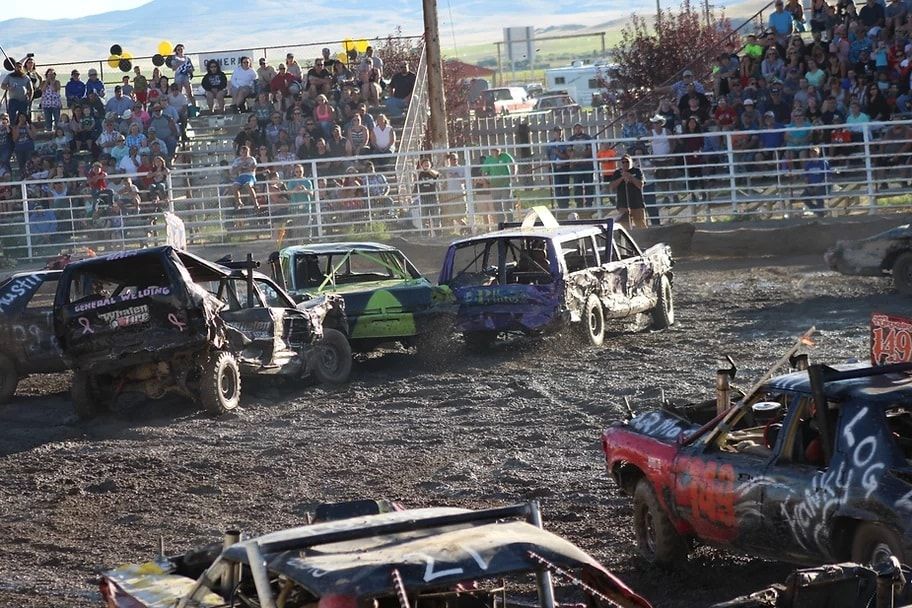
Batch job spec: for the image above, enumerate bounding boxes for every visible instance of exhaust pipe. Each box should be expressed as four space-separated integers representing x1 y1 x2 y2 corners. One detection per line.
716 369 732 416
221 529 241 597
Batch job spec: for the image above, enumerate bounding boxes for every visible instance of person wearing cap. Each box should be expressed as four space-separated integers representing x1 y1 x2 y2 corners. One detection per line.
609 155 647 229
769 0 795 43
668 68 706 103
229 57 257 113
285 53 302 81
85 68 105 98
761 86 790 122
1 61 34 126
740 98 761 129
321 47 339 71
546 126 572 209
65 70 86 108
800 145 829 216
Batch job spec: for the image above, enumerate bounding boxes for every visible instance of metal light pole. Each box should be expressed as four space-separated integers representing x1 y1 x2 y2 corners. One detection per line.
422 0 449 152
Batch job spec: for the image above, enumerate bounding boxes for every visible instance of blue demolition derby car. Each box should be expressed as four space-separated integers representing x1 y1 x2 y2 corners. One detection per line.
438 207 675 348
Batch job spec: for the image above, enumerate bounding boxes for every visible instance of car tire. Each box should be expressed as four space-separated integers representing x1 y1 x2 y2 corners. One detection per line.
851 522 905 566
633 478 688 568
581 294 605 347
72 371 107 419
892 251 912 295
652 274 675 329
0 352 19 404
313 328 353 384
463 331 497 351
200 351 241 415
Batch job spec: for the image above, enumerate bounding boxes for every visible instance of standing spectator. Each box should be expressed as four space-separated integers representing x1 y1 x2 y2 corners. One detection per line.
876 119 912 187
568 122 595 208
306 58 333 97
148 104 179 158
65 69 86 108
12 113 37 173
230 145 259 210
171 43 195 106
40 79 63 131
201 61 228 114
120 75 134 99
363 46 383 73
546 126 571 209
386 62 416 118
681 116 707 204
859 0 886 28
647 115 680 208
0 114 12 172
22 57 42 101
415 158 441 229
669 69 706 103
2 61 34 126
229 57 257 112
621 112 648 139
609 155 647 229
286 163 315 237
481 147 515 221
133 66 149 108
439 152 466 228
785 0 806 30
769 0 795 43
802 146 829 216
85 68 105 98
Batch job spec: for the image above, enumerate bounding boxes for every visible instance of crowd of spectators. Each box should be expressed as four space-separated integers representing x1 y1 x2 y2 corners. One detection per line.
0 42 420 243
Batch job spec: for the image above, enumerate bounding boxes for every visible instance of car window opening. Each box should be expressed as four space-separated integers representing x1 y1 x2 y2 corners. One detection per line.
450 238 553 288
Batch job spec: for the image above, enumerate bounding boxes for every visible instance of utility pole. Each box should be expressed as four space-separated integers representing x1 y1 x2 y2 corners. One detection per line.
422 0 449 152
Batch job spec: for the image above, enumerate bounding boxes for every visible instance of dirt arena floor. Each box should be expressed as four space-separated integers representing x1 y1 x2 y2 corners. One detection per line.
0 251 906 607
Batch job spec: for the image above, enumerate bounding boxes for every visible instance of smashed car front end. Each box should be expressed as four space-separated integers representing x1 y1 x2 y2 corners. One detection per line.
825 225 912 276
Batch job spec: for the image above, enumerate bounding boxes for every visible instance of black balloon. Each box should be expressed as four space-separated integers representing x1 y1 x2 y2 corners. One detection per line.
165 55 174 69
110 44 122 56
119 59 132 72
152 53 164 67
3 58 13 71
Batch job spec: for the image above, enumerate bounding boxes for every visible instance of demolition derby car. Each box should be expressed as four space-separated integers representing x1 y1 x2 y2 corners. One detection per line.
270 242 452 350
825 224 912 294
438 207 674 348
99 500 651 608
0 269 66 403
602 351 912 569
54 246 351 418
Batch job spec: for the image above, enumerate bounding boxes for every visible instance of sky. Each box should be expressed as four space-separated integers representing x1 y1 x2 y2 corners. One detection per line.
4 0 151 20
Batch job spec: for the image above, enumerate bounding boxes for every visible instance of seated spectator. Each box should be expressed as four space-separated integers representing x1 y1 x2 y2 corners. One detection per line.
229 57 257 112
105 85 132 118
761 46 786 81
369 113 396 159
740 98 762 129
327 124 348 158
285 53 303 81
346 113 370 156
295 127 314 159
306 58 332 97
313 95 336 138
363 46 383 73
386 62 416 118
118 145 142 174
230 145 259 210
354 103 375 131
148 105 179 157
845 100 871 139
65 70 86 108
681 95 710 123
264 112 287 152
234 115 263 153
201 61 228 114
271 64 296 98
96 121 120 158
256 58 277 94
866 83 891 120
713 96 738 128
110 134 130 163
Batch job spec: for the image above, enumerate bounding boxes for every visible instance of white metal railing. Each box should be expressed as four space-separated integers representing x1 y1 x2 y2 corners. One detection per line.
3 119 912 259
394 41 429 207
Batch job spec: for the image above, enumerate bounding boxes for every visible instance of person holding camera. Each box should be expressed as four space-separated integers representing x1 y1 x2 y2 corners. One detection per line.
608 154 647 229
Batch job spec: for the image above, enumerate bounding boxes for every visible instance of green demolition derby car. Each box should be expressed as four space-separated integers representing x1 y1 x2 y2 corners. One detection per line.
270 242 453 351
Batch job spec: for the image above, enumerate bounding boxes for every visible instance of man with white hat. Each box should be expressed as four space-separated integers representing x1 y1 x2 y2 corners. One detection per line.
648 114 680 210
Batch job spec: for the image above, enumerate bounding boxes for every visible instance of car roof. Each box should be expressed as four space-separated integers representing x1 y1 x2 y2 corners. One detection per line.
766 362 912 405
62 246 231 282
449 223 611 246
0 269 61 284
281 242 401 256
221 507 601 599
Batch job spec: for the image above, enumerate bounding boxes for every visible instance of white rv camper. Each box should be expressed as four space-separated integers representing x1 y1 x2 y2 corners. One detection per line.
544 61 618 107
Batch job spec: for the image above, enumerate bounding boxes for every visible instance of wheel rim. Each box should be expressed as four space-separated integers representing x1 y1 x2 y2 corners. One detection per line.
319 345 339 374
664 282 674 316
588 306 603 338
870 541 895 566
644 509 657 555
218 367 237 401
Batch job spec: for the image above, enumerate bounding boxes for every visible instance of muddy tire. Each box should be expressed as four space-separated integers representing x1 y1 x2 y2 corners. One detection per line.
0 352 18 404
313 328 352 385
72 372 106 420
463 331 497 351
851 522 904 566
633 478 687 567
892 252 912 295
580 294 605 346
652 274 674 329
200 351 241 415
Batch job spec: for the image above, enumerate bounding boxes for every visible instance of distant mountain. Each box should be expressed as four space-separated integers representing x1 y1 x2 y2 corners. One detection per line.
0 0 767 67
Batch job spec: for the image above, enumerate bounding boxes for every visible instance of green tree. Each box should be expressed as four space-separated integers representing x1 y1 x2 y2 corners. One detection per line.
613 0 734 107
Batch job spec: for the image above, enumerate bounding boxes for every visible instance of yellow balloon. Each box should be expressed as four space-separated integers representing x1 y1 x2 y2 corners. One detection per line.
108 54 122 69
157 40 173 56
336 52 347 63
355 39 369 53
342 38 354 52
121 51 134 61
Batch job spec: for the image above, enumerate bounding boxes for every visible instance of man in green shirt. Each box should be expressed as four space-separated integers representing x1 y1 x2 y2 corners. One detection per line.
481 147 515 223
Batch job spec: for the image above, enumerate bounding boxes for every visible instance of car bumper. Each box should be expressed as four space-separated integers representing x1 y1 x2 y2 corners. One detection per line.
455 305 568 334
